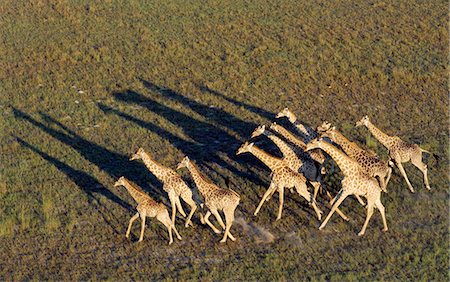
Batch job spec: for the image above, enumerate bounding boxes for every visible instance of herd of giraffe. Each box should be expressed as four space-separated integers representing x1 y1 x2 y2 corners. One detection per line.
113 108 434 244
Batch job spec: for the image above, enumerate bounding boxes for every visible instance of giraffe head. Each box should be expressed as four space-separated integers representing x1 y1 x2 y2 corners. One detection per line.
129 147 145 161
236 141 254 155
305 138 322 151
276 108 297 123
268 122 282 133
114 176 126 187
316 121 332 133
176 156 191 170
355 115 370 127
320 125 337 140
251 125 266 139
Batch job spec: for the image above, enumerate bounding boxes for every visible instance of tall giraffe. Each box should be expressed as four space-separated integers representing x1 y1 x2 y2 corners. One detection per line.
306 139 388 236
114 176 182 244
130 148 197 227
318 122 393 192
356 116 431 192
236 142 323 221
251 125 350 221
177 156 240 243
276 108 317 142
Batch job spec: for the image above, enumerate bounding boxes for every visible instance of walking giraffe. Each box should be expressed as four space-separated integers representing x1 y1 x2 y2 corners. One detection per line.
130 148 197 227
306 139 388 236
356 116 432 192
114 176 182 244
177 156 240 243
236 142 323 221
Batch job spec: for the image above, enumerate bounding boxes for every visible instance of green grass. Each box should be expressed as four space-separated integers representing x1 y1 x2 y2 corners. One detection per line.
0 0 448 280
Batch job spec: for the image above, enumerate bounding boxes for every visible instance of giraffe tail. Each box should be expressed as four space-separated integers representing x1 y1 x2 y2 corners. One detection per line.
420 148 440 165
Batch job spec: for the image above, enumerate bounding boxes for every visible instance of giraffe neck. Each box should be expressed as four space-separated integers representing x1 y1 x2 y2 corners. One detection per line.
121 178 150 204
140 152 173 182
365 121 395 148
265 133 298 162
329 130 365 158
248 145 283 171
273 124 306 150
312 141 360 176
186 162 213 196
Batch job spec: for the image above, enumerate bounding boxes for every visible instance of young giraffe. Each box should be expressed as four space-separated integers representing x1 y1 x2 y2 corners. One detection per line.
130 148 197 227
306 139 388 236
177 156 240 243
318 122 393 192
236 142 323 221
114 176 182 244
251 125 350 221
356 116 432 192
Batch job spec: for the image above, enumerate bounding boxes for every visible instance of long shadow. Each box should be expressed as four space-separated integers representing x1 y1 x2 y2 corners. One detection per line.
111 90 268 187
97 102 267 189
12 108 165 202
198 84 320 143
196 84 275 121
15 137 129 234
140 78 258 138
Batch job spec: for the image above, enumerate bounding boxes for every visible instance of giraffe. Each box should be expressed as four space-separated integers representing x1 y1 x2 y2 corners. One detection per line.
276 108 318 143
306 139 388 236
356 116 431 192
250 125 351 220
130 148 197 227
318 122 393 192
177 156 240 243
236 142 323 221
270 122 367 207
114 176 182 244
251 125 319 184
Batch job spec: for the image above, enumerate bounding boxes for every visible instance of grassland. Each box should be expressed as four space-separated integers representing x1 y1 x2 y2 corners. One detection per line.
0 0 448 280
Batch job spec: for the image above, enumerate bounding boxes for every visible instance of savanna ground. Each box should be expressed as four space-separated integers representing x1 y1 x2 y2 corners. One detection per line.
0 0 448 280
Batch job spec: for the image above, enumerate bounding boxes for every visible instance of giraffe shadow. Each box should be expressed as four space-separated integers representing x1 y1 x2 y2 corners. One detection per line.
12 108 166 208
14 137 128 234
195 84 275 121
109 89 269 188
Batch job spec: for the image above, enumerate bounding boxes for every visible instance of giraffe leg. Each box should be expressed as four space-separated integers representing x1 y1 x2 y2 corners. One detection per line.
375 198 388 232
377 175 387 193
276 186 284 221
211 209 226 230
254 182 276 217
158 213 174 245
220 207 237 243
411 154 431 190
138 213 146 242
358 202 374 236
175 196 187 218
126 212 140 238
311 181 321 202
203 211 221 234
319 190 349 230
326 191 349 221
355 195 366 206
295 183 322 220
394 158 415 193
168 192 177 225
180 192 197 227
385 167 392 190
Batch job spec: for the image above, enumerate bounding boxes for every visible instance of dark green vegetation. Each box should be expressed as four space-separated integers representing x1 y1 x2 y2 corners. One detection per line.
0 0 447 280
